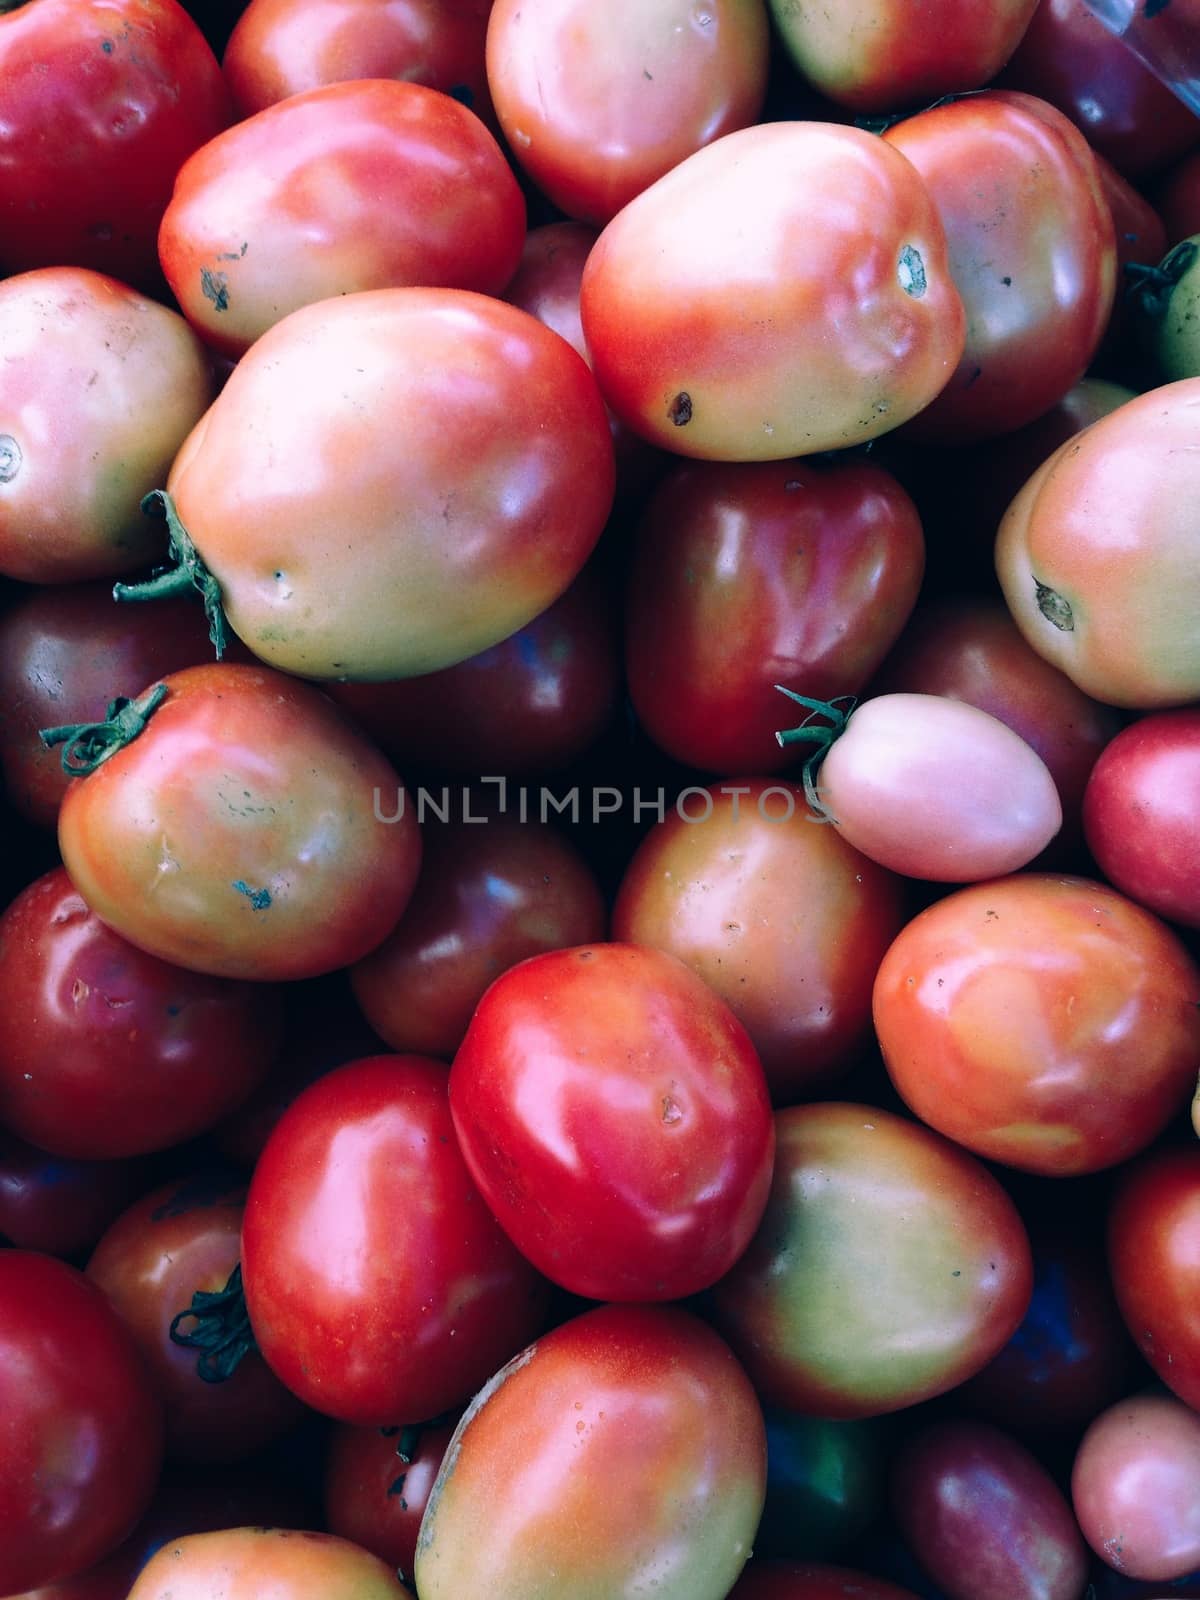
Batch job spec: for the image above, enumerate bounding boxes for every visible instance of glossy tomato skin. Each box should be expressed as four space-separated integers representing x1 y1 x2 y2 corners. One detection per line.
486 0 770 225
995 378 1200 708
166 288 615 680
241 1054 551 1426
323 1416 457 1585
0 268 215 584
0 0 231 290
883 90 1117 443
710 1102 1034 1419
0 867 281 1158
126 1528 413 1600
158 80 525 357
449 943 775 1301
1083 709 1200 930
55 663 422 982
0 1251 165 1596
624 458 925 774
1107 1146 1200 1411
873 875 1200 1176
611 778 907 1100
414 1304 767 1600
579 121 966 461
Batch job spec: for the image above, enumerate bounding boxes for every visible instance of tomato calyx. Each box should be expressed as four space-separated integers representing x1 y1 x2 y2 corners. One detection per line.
114 490 228 660
169 1261 258 1384
1125 238 1198 318
38 682 169 776
774 686 857 820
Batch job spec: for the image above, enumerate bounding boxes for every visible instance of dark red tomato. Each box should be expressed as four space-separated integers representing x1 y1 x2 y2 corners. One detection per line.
890 1419 1088 1600
1093 151 1170 359
414 1304 767 1600
223 0 495 127
350 817 607 1060
1083 709 1200 930
0 1131 143 1257
54 663 422 981
325 565 619 776
323 1416 457 1587
241 1054 550 1426
728 1565 922 1600
1107 1145 1200 1411
0 582 250 831
709 1103 1033 1419
1155 148 1200 246
86 1174 305 1463
0 0 231 290
625 457 924 774
611 778 907 1101
449 942 775 1302
874 875 1200 1176
884 90 1117 443
0 866 281 1159
1000 0 1200 179
158 79 525 358
0 1251 165 1595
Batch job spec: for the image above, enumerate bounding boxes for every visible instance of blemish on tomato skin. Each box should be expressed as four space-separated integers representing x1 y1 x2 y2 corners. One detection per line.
668 391 693 426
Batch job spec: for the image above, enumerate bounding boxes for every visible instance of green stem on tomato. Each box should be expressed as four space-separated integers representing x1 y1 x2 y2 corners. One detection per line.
38 682 170 776
113 489 228 660
773 686 855 821
169 1262 257 1385
1124 240 1199 319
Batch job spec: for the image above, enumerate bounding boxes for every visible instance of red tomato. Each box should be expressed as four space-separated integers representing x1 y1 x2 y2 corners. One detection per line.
159 287 615 680
710 1102 1034 1418
323 1416 457 1587
0 1251 165 1595
873 874 1200 1176
127 1528 413 1600
241 1054 550 1425
449 942 775 1301
1083 708 1200 930
579 121 966 460
729 1565 922 1600
413 1303 767 1600
0 1132 143 1259
624 457 925 775
0 867 281 1158
0 0 231 290
158 80 525 357
883 90 1117 443
1156 147 1200 245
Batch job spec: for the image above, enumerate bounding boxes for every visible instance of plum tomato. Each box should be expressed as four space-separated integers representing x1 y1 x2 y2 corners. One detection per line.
323 1415 458 1587
728 1565 923 1600
126 1528 414 1600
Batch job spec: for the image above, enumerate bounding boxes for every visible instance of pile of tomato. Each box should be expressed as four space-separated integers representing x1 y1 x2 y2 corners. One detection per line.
1 0 1199 1597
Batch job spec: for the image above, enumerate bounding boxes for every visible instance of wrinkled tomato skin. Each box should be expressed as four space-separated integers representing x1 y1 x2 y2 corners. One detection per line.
728 1564 922 1600
884 90 1117 443
0 867 282 1159
1083 709 1200 930
413 1304 767 1600
158 80 525 358
873 875 1200 1176
624 458 924 775
126 1528 413 1600
241 1054 551 1426
323 1415 457 1584
1107 1146 1200 1411
611 778 907 1101
0 0 231 291
0 1251 165 1596
449 943 775 1302
710 1102 1034 1419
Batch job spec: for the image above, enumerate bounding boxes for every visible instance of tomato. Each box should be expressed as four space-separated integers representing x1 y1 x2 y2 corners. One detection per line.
882 91 1117 443
755 1412 888 1563
766 0 1039 113
350 816 607 1060
611 777 907 1100
0 0 231 290
0 866 281 1157
0 1251 165 1595
158 80 525 358
156 287 615 680
995 377 1200 708
126 1528 413 1600
873 874 1200 1176
485 0 770 225
1083 708 1200 930
1107 1145 1200 1412
323 1416 457 1587
413 1303 767 1600
623 457 925 775
578 121 966 460
728 1565 922 1600
53 663 422 982
0 1131 142 1259
0 268 215 584
241 1054 550 1425
710 1102 1034 1418
449 942 775 1301
1092 151 1170 362
1071 1392 1200 1583
1155 147 1200 246
1132 235 1200 384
